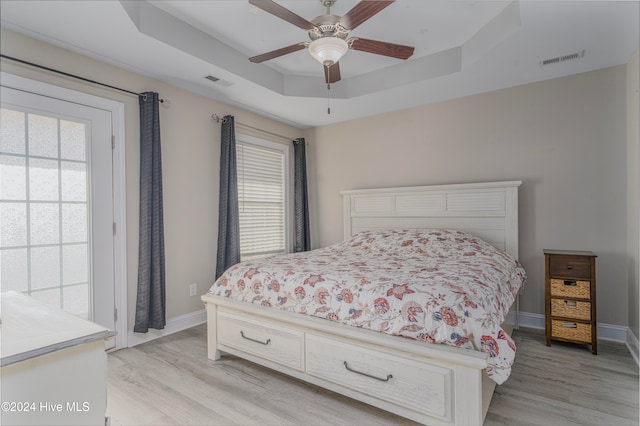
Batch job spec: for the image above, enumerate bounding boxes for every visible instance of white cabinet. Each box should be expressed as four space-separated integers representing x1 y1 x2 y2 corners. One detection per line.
1 292 114 426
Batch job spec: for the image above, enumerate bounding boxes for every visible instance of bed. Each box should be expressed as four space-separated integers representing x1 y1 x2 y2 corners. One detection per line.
202 180 525 425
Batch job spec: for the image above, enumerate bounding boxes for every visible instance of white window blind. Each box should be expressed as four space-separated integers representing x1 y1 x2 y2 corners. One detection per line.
236 140 286 260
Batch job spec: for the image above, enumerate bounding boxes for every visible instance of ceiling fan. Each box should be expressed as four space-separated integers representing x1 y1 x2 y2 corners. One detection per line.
248 0 415 85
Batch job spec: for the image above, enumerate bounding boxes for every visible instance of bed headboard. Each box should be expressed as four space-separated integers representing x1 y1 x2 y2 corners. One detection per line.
340 181 522 259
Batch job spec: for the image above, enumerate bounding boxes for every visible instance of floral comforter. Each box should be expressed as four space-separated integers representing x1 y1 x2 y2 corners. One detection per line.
208 229 527 384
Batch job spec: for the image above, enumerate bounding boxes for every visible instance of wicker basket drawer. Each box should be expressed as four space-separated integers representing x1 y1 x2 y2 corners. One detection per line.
551 320 592 343
550 279 590 299
551 299 591 320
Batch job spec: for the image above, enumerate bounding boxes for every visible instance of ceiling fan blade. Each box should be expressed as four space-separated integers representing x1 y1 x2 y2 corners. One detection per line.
339 1 394 31
249 43 307 63
350 38 414 60
249 0 316 31
324 62 341 84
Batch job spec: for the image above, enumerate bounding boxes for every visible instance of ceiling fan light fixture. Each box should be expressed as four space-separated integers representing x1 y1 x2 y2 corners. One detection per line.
308 37 348 67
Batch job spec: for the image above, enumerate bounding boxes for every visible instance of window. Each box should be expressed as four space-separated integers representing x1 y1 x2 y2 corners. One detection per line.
236 135 289 260
1 107 92 317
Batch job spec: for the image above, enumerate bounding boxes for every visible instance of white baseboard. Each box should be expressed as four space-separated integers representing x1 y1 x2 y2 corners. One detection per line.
517 311 545 331
627 328 639 366
127 309 206 347
518 311 629 343
597 322 631 343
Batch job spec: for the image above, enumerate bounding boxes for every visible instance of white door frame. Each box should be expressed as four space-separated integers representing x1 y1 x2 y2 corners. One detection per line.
1 72 128 350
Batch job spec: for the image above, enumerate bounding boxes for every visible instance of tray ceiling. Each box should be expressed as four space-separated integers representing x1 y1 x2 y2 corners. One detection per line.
1 0 638 128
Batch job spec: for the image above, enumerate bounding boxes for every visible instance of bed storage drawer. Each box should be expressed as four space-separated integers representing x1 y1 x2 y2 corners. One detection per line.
305 334 452 422
217 311 304 370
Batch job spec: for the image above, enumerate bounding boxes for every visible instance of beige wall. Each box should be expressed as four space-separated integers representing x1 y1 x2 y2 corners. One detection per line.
2 27 634 332
0 28 301 331
306 66 629 326
627 49 640 339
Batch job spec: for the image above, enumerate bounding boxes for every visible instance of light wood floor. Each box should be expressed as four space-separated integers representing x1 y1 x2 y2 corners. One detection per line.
107 325 639 426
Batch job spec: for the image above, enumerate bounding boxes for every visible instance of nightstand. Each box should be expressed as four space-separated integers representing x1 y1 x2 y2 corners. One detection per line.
544 249 597 354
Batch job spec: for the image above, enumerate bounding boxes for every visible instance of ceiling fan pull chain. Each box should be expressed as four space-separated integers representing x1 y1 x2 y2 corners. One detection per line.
327 82 331 114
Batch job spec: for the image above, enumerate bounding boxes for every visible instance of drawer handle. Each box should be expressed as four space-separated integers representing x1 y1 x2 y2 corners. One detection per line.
567 265 573 270
240 330 271 345
343 361 393 382
563 322 578 328
563 280 577 286
563 300 577 307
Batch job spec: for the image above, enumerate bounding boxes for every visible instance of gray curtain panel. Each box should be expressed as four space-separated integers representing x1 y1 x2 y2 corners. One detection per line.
293 138 311 252
215 115 241 279
134 92 166 333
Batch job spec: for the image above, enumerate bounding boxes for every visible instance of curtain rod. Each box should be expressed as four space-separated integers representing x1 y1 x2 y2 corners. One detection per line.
211 113 293 143
0 54 165 103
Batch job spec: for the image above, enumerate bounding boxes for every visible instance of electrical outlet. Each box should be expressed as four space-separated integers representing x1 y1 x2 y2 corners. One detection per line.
189 283 197 297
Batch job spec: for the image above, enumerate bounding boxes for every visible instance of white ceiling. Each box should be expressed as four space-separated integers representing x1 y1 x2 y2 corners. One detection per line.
1 0 638 129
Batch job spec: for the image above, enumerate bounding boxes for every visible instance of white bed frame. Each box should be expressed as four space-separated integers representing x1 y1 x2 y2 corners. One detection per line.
202 180 522 425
